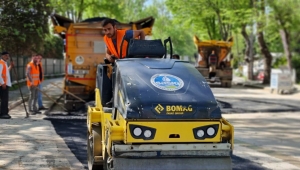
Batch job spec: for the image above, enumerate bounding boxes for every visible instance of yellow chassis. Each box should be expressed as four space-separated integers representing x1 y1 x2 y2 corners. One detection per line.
87 89 234 160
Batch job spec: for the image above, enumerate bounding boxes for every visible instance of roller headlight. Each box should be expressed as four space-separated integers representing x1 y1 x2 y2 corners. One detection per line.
207 127 215 136
196 129 205 138
129 125 156 140
133 127 142 136
193 124 219 140
144 130 152 138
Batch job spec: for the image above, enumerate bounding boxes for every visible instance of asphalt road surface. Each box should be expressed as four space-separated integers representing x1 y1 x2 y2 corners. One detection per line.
46 107 266 170
212 86 300 113
45 117 270 170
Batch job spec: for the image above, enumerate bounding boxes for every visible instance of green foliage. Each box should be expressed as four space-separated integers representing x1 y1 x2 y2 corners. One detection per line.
43 35 64 59
265 0 296 53
272 57 287 69
166 0 234 41
44 0 300 66
142 0 196 57
231 33 245 60
117 0 147 21
0 0 52 56
231 57 240 70
264 29 283 53
50 0 124 22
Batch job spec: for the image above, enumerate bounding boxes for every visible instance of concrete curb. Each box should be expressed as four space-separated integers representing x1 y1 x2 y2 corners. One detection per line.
234 81 300 92
243 84 264 89
233 82 265 89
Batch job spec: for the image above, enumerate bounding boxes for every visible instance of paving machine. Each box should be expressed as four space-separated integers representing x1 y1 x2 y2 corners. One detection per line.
50 14 155 111
193 36 234 87
87 36 234 170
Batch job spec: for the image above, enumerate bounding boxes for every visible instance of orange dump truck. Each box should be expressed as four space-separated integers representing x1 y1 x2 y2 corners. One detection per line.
193 36 234 87
51 14 155 110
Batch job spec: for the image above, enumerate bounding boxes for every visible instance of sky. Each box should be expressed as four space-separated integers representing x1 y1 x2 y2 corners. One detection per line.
145 0 154 6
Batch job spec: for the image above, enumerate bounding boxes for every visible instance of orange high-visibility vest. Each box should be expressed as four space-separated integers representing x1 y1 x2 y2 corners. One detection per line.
104 30 128 59
26 61 40 86
0 60 7 85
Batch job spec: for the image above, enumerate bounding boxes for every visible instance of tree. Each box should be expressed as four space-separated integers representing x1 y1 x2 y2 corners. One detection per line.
256 0 273 84
224 0 256 80
166 0 233 41
43 35 64 59
117 0 147 21
0 0 52 56
50 0 122 22
142 0 195 57
268 0 300 72
167 0 262 79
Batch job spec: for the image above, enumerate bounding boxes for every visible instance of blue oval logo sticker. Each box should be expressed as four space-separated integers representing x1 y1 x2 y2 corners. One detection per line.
150 74 184 91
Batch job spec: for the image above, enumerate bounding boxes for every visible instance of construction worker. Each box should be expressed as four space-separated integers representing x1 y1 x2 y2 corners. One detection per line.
102 18 145 106
26 54 41 115
208 50 217 79
102 18 145 63
37 54 47 110
0 52 13 119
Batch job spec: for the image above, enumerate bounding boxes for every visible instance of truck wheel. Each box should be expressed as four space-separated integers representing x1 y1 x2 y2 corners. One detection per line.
87 125 103 170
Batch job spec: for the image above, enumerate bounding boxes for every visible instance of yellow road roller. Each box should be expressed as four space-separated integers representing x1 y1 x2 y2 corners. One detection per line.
87 37 234 170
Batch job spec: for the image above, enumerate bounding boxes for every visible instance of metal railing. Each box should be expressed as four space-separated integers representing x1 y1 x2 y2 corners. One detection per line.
9 56 65 85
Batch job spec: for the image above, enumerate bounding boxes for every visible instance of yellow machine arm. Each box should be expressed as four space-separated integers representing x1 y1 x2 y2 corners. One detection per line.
53 25 67 34
50 14 155 37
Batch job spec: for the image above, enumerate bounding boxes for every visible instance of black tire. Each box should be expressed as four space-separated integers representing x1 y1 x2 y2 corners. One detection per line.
87 125 103 170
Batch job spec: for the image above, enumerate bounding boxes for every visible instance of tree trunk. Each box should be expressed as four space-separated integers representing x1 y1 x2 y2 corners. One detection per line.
216 11 227 41
279 29 292 71
257 31 272 84
241 25 254 80
76 0 84 22
72 10 76 22
256 0 273 84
